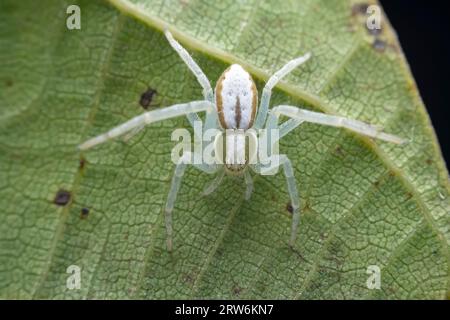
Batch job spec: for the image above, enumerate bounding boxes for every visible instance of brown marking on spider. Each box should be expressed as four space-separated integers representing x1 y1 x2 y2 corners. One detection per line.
235 96 242 128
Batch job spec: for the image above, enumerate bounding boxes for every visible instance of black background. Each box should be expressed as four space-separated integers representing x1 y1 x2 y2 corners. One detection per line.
379 1 449 167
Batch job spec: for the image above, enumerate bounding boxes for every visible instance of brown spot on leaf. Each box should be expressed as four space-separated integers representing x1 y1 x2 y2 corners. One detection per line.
79 156 86 170
426 158 433 165
139 87 157 109
372 38 386 52
334 145 344 157
351 3 369 16
286 202 293 214
232 285 243 296
81 207 89 218
5 79 13 87
54 189 71 206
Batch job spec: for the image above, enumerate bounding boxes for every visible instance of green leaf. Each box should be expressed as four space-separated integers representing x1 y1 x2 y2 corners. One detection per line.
0 0 448 299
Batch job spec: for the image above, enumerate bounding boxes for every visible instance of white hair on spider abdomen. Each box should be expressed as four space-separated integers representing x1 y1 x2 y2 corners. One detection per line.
215 64 258 130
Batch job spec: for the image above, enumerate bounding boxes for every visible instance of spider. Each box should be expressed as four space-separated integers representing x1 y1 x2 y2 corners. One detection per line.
79 30 405 251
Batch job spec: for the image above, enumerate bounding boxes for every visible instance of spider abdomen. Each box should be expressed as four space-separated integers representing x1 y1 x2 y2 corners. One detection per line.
215 64 258 130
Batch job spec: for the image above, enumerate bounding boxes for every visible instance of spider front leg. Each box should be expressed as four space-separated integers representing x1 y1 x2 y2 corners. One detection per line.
253 53 311 129
252 155 300 246
268 105 406 144
78 100 213 150
165 152 218 252
244 170 254 200
164 30 217 131
202 169 225 196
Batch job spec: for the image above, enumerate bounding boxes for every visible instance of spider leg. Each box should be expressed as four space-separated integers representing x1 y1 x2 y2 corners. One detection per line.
202 169 225 196
269 105 406 144
165 152 190 252
121 123 145 142
277 119 304 140
165 30 214 102
251 155 300 246
165 152 218 251
78 100 213 151
253 53 311 129
244 170 254 201
165 30 217 131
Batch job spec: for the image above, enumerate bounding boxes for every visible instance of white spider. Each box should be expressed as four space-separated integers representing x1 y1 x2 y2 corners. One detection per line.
79 30 405 251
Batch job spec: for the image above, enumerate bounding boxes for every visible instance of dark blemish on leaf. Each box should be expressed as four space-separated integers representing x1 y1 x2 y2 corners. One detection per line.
405 192 413 200
81 207 89 218
183 273 195 284
351 3 369 16
139 87 158 109
372 38 386 52
79 156 86 170
54 189 71 206
373 180 380 188
286 202 293 215
426 158 433 165
232 285 243 296
334 145 344 157
5 79 13 87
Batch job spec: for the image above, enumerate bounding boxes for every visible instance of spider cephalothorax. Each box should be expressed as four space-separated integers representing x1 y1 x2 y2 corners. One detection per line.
79 29 405 251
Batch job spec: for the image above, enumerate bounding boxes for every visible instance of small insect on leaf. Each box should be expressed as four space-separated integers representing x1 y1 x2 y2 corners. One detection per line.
139 87 158 109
